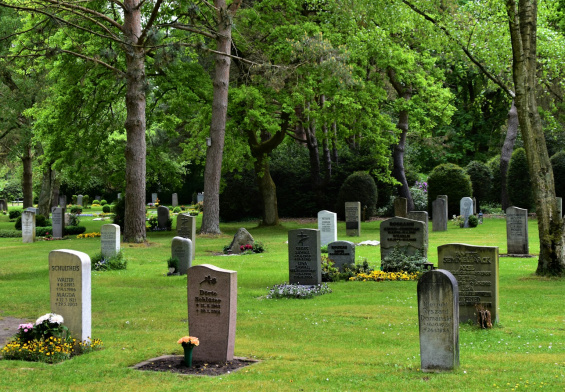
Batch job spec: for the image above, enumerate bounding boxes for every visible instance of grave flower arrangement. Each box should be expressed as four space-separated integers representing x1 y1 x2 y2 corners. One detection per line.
177 336 199 367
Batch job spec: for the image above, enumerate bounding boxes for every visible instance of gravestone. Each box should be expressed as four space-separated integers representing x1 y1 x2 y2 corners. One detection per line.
318 210 337 246
101 224 120 258
288 229 322 285
380 217 426 260
408 211 429 256
157 206 170 229
187 264 237 362
0 199 6 211
345 202 361 236
460 197 473 228
438 195 448 219
432 198 448 232
327 241 355 271
49 249 91 342
26 207 39 215
227 228 254 254
177 213 196 258
22 210 36 243
172 193 179 207
151 193 158 204
59 195 67 207
95 196 101 201
418 269 459 373
172 237 192 274
558 197 563 217
394 197 408 218
117 193 122 200
51 207 65 239
506 207 528 255
77 195 83 206
197 192 204 203
438 243 499 324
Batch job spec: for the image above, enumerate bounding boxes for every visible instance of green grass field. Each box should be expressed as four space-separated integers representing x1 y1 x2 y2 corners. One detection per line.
0 209 564 391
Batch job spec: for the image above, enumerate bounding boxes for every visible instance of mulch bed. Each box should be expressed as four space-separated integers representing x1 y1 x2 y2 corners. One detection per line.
132 355 259 376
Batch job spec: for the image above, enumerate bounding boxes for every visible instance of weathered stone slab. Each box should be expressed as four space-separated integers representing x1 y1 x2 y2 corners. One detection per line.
49 249 91 342
59 195 67 207
408 211 429 256
52 207 65 239
172 237 192 274
558 197 563 217
318 210 337 246
418 269 459 373
327 241 355 270
288 229 321 285
438 243 499 324
151 193 158 204
157 206 170 229
394 197 408 218
345 202 361 236
228 228 254 254
172 193 178 207
380 217 426 260
101 224 120 258
438 195 448 219
460 197 473 227
26 207 39 215
197 192 204 203
506 206 528 255
187 264 237 362
176 213 196 258
0 199 7 211
22 210 35 243
77 195 83 206
432 198 447 232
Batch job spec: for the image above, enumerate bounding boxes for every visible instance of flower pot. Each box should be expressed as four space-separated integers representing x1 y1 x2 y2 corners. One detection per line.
183 344 194 367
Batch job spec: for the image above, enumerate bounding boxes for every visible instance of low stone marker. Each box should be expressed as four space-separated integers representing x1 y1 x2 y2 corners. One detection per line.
506 206 528 255
432 198 448 232
438 243 499 324
187 264 237 362
157 206 170 229
288 229 321 285
52 207 65 239
418 269 459 373
227 228 254 254
177 213 196 258
172 237 192 274
101 224 120 258
460 197 473 227
408 211 429 256
318 210 337 246
345 202 361 236
380 217 426 260
172 193 178 207
394 197 408 218
327 241 355 270
22 210 36 243
151 193 158 204
0 199 7 211
49 249 91 342
77 195 83 206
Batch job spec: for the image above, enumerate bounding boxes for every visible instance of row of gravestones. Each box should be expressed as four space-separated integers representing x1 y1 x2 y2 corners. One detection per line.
150 192 204 207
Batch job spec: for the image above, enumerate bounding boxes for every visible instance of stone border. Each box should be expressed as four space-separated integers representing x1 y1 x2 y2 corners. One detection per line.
131 355 260 376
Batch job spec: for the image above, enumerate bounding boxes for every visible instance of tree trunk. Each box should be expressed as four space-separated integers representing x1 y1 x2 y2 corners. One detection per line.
506 0 565 275
500 100 519 210
38 164 53 217
21 144 33 208
331 121 338 164
51 174 60 208
253 153 279 226
320 95 332 185
123 0 147 243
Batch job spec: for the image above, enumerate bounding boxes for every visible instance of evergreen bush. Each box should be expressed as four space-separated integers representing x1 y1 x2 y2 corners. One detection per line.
550 151 565 198
9 210 21 220
100 200 108 206
487 155 501 204
507 148 534 210
102 205 111 213
113 196 126 230
465 161 492 211
64 226 87 235
336 171 378 219
427 163 473 217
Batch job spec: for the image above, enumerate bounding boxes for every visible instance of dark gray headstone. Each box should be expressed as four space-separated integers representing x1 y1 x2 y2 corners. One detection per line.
288 229 322 285
327 241 355 270
380 217 426 260
157 206 169 229
176 213 196 258
438 243 499 324
172 237 192 274
52 207 65 239
22 210 36 243
408 211 429 256
438 195 448 219
95 196 101 201
318 210 337 246
506 206 528 255
394 197 408 218
77 195 83 206
59 195 67 207
0 199 7 211
418 269 459 373
460 197 473 227
172 193 178 207
432 198 447 232
345 202 361 236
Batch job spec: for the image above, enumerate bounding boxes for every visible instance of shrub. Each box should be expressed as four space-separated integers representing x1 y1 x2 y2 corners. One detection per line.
266 283 332 299
465 161 492 211
91 200 100 206
83 195 90 206
507 148 534 210
468 215 479 227
321 256 340 282
102 205 111 213
69 205 83 214
167 257 179 273
36 227 53 237
100 200 108 206
427 163 473 217
550 151 565 198
72 195 77 204
64 226 86 235
381 245 427 274
336 171 378 219
410 181 428 211
173 206 182 213
113 196 126 230
9 210 21 220
487 155 502 204
0 229 21 238
91 251 127 271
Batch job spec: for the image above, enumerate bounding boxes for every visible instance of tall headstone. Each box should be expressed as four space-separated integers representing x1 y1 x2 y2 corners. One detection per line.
418 269 459 373
151 193 158 204
187 264 237 362
157 206 170 229
49 249 91 342
327 241 355 271
117 193 122 200
557 197 563 217
52 207 65 239
59 195 67 207
22 210 36 243
408 211 429 256
101 224 120 258
77 195 83 206
197 192 204 203
432 198 448 232
26 207 39 215
460 197 473 228
0 199 7 211
318 210 337 246
172 237 192 274
438 243 499 324
177 213 196 258
438 195 448 219
172 193 179 207
288 229 322 285
394 197 408 218
380 217 426 260
506 207 528 255
345 202 361 236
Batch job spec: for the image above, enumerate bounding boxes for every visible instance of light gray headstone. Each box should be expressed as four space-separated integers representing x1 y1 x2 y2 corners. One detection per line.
172 193 178 207
345 202 361 236
157 206 170 229
176 213 196 258
77 195 83 206
52 207 65 239
22 210 36 243
557 197 563 217
101 224 120 258
117 193 122 200
151 193 158 204
49 249 91 342
394 197 408 218
288 229 322 285
228 228 254 254
432 198 447 232
327 241 355 271
380 217 426 260
506 206 528 255
318 210 337 246
438 243 499 324
26 207 39 215
418 269 459 373
408 211 429 256
197 192 204 203
187 264 237 362
172 237 192 274
460 197 473 227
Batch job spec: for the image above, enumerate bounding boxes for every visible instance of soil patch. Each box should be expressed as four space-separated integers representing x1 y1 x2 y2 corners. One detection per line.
132 355 259 376
0 316 30 348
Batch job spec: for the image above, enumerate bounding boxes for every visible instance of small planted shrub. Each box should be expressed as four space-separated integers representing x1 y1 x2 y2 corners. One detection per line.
465 161 492 211
468 215 479 227
336 171 378 219
91 251 127 271
64 226 87 235
9 210 21 220
100 200 108 206
381 245 427 275
266 283 332 299
113 196 126 230
0 229 22 238
167 257 179 274
36 227 53 237
15 214 50 230
102 205 111 213
173 206 182 213
91 200 100 206
69 205 83 214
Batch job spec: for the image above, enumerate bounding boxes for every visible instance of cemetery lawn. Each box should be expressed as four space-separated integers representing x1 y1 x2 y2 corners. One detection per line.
1 214 564 391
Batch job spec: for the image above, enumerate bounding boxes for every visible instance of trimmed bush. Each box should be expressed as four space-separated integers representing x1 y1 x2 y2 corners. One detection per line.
507 148 534 210
487 155 501 204
100 200 108 206
465 161 492 211
0 229 21 238
336 171 378 219
9 210 22 220
102 205 111 213
14 215 50 230
64 226 87 235
550 151 565 198
69 205 83 214
172 206 182 214
427 163 473 217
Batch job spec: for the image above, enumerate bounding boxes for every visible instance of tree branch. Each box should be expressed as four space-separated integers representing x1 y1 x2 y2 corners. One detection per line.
139 0 164 45
59 49 125 75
